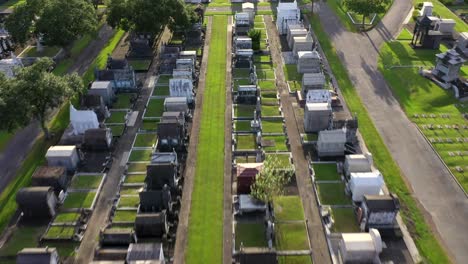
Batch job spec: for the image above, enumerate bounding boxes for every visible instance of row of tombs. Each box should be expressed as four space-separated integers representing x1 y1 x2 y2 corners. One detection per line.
91 34 205 263
11 55 145 263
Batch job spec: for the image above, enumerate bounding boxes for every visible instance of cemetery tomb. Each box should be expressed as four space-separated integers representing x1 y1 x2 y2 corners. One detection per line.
242 2 255 23
83 128 113 150
126 243 165 263
292 34 314 55
235 37 253 50
16 187 57 219
128 37 153 59
159 58 177 74
434 19 456 35
238 194 267 214
348 171 384 202
81 94 108 120
172 68 193 80
176 58 194 71
297 51 321 74
420 2 433 17
179 50 197 65
146 152 178 189
339 229 383 263
17 248 59 264
287 28 308 49
432 49 466 83
276 0 301 35
237 163 263 194
46 145 80 171
139 186 172 212
185 24 203 46
0 55 23 78
134 212 169 238
235 12 251 35
164 97 189 113
344 153 373 176
455 32 468 56
157 112 186 150
236 85 258 104
411 16 443 49
169 78 194 102
100 227 136 246
317 129 346 157
306 89 331 104
95 67 137 92
302 72 326 94
31 166 67 194
304 102 332 133
361 194 400 231
70 105 99 135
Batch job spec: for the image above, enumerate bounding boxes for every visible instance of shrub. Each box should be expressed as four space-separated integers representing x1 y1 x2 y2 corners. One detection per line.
412 10 420 21
248 29 261 51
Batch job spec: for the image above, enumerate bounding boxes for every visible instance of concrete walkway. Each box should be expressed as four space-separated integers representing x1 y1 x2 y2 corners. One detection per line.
314 1 468 262
264 15 332 264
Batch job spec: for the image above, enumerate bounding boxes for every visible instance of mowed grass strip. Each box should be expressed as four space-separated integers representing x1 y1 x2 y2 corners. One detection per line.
186 16 227 264
309 15 449 262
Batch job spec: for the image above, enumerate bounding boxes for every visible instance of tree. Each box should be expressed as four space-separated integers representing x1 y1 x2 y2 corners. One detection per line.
107 0 196 35
35 0 97 54
248 29 261 51
344 0 389 29
5 3 35 46
12 58 85 138
250 156 293 203
0 74 31 132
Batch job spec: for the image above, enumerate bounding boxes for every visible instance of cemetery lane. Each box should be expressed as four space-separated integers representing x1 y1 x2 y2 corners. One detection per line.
314 1 468 262
264 15 332 264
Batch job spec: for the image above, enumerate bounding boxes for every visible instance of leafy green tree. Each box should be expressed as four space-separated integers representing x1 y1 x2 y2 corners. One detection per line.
107 0 196 35
5 3 35 46
13 58 85 138
250 156 293 203
344 0 389 29
35 0 97 55
0 74 31 132
248 29 261 51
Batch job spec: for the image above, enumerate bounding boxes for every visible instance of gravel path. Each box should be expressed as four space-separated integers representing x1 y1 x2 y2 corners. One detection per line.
264 15 332 264
314 1 468 262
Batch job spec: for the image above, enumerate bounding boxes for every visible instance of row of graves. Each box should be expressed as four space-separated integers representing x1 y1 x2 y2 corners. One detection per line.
90 31 204 263
273 3 415 263
4 56 145 263
230 12 315 264
413 2 468 100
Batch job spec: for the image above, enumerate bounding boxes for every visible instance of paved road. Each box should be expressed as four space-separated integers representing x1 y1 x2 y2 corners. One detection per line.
0 25 115 197
314 1 468 262
265 15 332 264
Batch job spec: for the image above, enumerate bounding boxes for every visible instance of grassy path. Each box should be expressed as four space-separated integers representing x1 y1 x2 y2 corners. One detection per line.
308 14 450 263
186 16 228 264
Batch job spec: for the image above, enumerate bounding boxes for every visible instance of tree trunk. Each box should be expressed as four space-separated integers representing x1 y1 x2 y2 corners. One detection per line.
39 116 50 139
362 15 366 30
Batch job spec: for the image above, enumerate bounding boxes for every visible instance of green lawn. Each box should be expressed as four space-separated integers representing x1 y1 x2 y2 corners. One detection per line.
140 120 159 131
330 207 360 233
316 182 351 205
0 131 14 152
152 85 170 96
62 191 97 209
53 212 82 224
262 135 288 151
145 98 165 118
258 80 276 90
283 64 301 82
261 105 280 117
106 110 127 124
262 119 284 134
273 196 305 221
262 97 279 106
234 104 256 119
0 0 24 9
129 149 153 162
235 222 268 250
0 225 45 257
124 174 146 184
157 75 171 85
186 16 227 264
254 55 271 63
120 186 142 195
303 133 318 142
313 163 341 181
113 93 135 109
310 14 450 262
127 162 149 173
255 63 274 70
233 79 252 91
128 59 152 71
278 255 313 264
43 226 76 239
379 40 468 191
415 0 468 32
133 133 158 148
69 174 102 189
234 120 252 132
288 81 302 92
236 134 257 151
24 46 61 58
275 222 309 251
233 68 251 79
256 69 275 80
113 210 137 222
108 124 125 137
118 195 140 208
397 28 413 41
235 155 257 164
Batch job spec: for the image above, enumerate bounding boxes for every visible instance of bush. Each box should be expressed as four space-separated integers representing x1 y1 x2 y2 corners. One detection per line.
416 3 423 9
248 29 261 51
412 10 420 21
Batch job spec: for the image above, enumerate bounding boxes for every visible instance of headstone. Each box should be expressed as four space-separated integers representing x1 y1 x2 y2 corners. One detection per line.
432 49 466 82
304 102 332 133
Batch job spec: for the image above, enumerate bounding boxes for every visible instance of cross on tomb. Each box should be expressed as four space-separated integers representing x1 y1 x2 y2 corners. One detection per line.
448 152 455 156
456 166 463 172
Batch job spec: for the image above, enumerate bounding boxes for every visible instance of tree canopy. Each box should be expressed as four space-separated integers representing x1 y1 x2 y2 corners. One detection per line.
344 0 389 26
250 156 293 203
6 0 97 50
0 58 85 137
107 0 197 34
